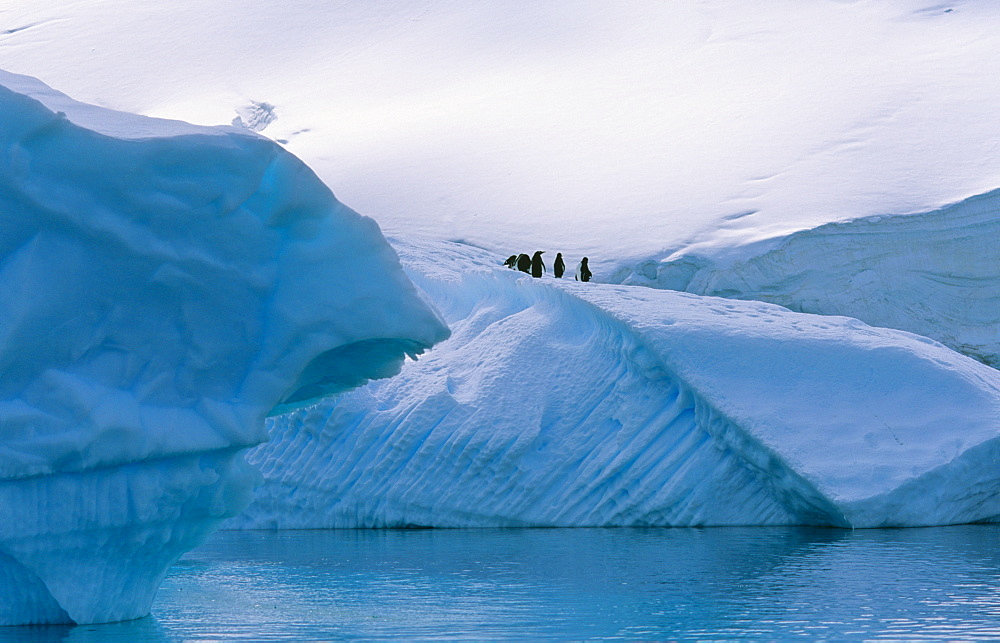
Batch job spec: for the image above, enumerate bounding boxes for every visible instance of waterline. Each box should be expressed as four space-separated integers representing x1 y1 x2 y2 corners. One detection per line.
6 525 1000 639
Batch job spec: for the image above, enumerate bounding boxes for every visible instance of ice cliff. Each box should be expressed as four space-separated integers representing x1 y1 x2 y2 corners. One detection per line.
233 240 1000 530
0 70 448 626
615 190 1000 369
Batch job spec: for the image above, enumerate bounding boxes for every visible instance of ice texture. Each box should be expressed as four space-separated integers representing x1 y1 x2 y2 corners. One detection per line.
0 70 448 626
617 190 1000 369
232 240 1000 530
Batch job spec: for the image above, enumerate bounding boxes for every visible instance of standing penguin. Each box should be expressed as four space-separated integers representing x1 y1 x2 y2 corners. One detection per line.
530 251 545 278
553 252 566 278
576 257 592 282
503 254 517 269
516 253 531 273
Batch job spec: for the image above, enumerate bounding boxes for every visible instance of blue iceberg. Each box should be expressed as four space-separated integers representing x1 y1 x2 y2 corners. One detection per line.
0 70 448 625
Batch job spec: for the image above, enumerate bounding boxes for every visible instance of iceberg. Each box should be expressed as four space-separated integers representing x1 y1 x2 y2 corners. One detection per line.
616 190 1000 369
0 70 448 626
232 239 1000 530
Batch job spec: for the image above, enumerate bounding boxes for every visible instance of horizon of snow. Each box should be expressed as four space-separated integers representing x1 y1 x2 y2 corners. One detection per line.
617 188 1000 369
4 1 1000 273
0 70 448 626
230 239 1000 531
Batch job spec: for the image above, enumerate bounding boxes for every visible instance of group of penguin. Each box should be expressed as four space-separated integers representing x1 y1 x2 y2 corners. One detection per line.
503 251 593 282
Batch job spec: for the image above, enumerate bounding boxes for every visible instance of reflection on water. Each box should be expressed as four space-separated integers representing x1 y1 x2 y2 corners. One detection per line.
5 525 1000 640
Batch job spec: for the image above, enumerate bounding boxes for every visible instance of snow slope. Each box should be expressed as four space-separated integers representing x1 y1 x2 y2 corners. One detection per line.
4 1 1000 271
616 189 1000 369
231 240 1000 530
0 71 447 626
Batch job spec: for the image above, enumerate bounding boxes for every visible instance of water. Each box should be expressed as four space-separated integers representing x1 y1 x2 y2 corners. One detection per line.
7 525 1000 640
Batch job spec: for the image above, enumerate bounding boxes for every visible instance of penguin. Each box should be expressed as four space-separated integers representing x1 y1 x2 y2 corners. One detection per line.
553 252 566 278
504 254 517 269
516 253 531 273
576 257 592 282
530 251 545 278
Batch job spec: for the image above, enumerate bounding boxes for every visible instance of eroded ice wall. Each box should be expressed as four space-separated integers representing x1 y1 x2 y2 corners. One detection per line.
233 240 1000 530
0 70 448 626
616 190 1000 369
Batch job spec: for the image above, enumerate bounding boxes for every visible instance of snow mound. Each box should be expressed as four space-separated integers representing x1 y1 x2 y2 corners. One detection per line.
232 101 277 132
617 189 1000 368
0 70 448 626
232 240 1000 530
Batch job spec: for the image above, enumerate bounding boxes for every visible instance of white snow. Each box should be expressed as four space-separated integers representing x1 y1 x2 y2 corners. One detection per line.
0 71 448 626
4 1 1000 273
230 241 1000 530
618 189 1000 368
3 0 1000 625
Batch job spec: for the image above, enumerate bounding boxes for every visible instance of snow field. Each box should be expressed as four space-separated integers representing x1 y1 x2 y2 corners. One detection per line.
5 1 1000 269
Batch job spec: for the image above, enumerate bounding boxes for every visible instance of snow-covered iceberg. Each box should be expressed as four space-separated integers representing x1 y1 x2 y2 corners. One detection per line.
616 190 1000 369
0 70 448 626
232 240 1000 530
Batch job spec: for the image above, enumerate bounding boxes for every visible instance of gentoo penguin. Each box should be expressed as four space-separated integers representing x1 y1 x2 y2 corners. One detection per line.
575 257 592 282
504 254 517 268
553 252 566 278
516 253 531 273
530 251 545 278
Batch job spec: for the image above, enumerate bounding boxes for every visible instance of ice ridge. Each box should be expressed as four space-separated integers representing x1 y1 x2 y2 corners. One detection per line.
233 240 1000 530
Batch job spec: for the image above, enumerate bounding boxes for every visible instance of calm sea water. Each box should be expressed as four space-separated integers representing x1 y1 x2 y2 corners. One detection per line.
7 525 1000 640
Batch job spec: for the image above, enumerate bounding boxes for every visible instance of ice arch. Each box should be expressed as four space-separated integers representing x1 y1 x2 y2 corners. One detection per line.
0 70 448 625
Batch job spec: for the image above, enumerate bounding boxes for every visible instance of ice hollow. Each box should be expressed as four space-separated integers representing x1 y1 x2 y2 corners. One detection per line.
0 70 448 625
233 239 1000 530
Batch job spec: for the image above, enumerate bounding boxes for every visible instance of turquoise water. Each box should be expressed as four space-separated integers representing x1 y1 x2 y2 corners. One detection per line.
7 525 1000 640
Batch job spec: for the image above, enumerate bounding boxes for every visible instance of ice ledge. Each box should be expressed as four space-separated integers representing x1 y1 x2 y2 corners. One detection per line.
234 240 1000 530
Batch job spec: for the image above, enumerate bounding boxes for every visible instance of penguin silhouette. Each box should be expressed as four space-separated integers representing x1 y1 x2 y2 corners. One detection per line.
553 252 566 278
530 251 545 278
576 257 592 282
516 253 531 273
504 254 517 269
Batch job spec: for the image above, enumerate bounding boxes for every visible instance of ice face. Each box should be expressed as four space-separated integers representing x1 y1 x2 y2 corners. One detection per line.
231 239 1000 530
620 189 1000 369
0 70 448 626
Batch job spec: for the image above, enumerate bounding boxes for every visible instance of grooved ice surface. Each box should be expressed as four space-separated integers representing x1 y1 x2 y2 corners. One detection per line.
233 240 1000 530
0 70 448 626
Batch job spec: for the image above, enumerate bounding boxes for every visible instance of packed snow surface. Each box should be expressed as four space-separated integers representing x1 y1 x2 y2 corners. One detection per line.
4 1 1000 272
232 241 1000 530
618 189 1000 369
0 70 447 626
